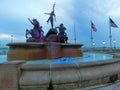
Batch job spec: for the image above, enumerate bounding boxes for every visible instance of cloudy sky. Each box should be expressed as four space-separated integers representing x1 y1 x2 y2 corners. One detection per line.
0 0 120 47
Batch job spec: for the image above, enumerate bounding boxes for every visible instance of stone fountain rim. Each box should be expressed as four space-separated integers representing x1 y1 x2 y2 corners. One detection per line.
6 42 83 46
21 58 118 70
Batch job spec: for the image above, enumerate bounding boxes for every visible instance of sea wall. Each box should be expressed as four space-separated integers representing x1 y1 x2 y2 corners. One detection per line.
1 57 120 90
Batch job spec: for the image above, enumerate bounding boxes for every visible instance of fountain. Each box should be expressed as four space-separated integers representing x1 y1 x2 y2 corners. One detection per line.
1 3 120 90
7 3 83 61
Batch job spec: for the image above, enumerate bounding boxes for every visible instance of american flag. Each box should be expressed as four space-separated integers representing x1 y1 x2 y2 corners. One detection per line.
91 21 97 32
109 18 118 28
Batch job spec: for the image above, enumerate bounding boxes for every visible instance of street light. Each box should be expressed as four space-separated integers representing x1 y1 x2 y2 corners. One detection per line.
11 35 13 43
102 41 106 48
92 42 95 48
113 40 116 49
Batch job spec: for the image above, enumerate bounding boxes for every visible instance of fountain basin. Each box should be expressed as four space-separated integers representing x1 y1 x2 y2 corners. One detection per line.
19 58 120 90
0 51 119 90
0 57 119 90
7 42 83 60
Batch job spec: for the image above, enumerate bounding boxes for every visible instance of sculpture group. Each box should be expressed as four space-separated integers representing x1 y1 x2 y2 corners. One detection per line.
26 3 68 43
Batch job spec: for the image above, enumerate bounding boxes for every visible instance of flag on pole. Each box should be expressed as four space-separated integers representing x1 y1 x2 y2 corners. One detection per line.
91 21 97 32
109 18 118 28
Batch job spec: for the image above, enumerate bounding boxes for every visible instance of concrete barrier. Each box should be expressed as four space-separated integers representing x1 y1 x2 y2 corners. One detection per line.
19 58 120 90
0 61 25 90
1 57 120 90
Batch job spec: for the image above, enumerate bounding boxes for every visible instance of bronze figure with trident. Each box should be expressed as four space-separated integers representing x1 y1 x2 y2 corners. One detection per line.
45 3 56 29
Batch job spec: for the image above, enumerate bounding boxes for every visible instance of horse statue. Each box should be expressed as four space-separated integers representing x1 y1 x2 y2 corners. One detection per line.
26 18 45 42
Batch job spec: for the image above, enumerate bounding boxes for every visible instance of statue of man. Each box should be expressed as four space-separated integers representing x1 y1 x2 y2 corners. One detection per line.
56 23 68 43
57 24 66 34
28 18 40 31
45 3 56 29
27 18 45 42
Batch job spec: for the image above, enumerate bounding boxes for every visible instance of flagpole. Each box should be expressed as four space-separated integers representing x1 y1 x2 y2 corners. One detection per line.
109 17 112 48
90 23 93 47
74 23 76 44
109 17 118 48
109 24 112 48
91 28 93 47
90 22 93 47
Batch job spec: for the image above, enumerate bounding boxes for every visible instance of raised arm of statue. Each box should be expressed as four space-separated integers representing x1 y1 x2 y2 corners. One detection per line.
53 2 56 13
28 18 34 25
44 13 51 15
53 3 56 22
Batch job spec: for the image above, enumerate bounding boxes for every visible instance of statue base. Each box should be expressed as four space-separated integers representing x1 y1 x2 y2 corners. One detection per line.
7 42 83 61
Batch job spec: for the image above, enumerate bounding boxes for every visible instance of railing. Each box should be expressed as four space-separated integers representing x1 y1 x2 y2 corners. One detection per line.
82 47 120 53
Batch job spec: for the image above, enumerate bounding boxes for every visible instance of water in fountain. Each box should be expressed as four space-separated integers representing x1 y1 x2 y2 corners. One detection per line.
0 52 113 64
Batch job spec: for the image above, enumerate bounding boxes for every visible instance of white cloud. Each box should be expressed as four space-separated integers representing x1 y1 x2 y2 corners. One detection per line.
0 0 52 19
0 33 26 43
107 7 120 17
0 0 73 19
0 33 12 39
84 0 120 19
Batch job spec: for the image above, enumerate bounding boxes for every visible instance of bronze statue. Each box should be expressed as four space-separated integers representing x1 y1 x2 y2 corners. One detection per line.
56 24 68 43
26 18 45 42
25 3 68 43
45 3 56 29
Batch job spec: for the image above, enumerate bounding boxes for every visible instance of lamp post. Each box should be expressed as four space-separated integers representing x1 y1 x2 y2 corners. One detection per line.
113 40 116 49
0 41 1 51
11 35 13 43
102 41 106 48
92 42 95 49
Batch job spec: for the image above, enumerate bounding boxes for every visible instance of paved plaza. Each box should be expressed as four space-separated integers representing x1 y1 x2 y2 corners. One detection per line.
77 80 120 90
